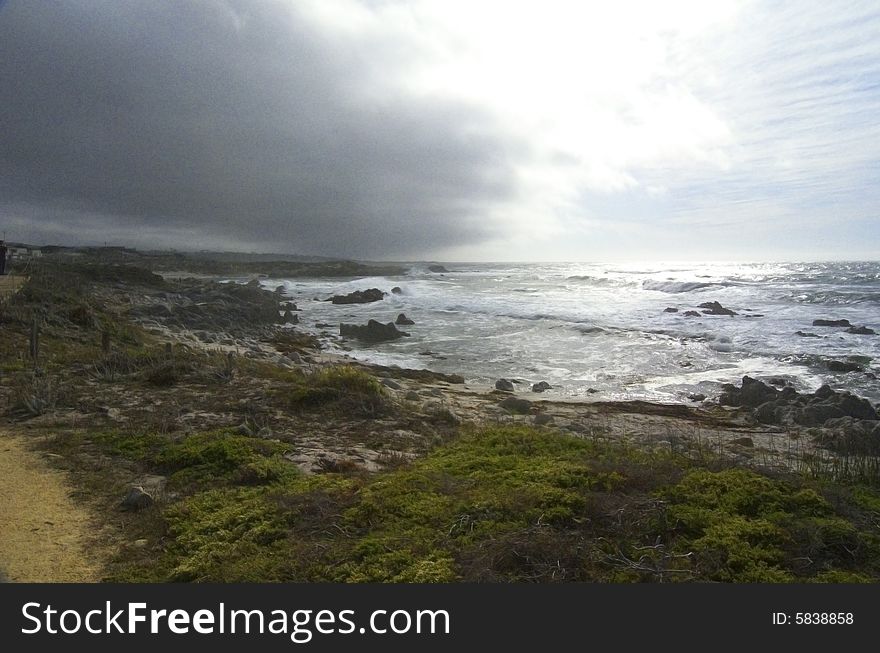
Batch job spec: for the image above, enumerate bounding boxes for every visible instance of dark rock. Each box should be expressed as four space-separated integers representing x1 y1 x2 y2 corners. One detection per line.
404 391 420 401
698 301 737 316
533 413 554 426
683 310 701 317
532 381 552 392
847 326 876 335
500 396 532 414
391 286 403 294
780 386 797 399
816 419 880 455
586 388 598 394
754 401 782 424
720 376 779 408
495 378 515 392
812 319 852 327
815 384 836 399
339 320 409 343
121 486 154 512
282 310 298 324
835 392 878 420
664 307 678 313
428 264 449 273
827 360 863 373
687 393 706 402
381 378 402 390
795 403 846 427
795 331 820 338
329 288 386 304
395 313 415 326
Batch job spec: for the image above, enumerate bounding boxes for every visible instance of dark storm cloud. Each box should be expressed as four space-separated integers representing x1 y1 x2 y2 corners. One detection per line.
0 0 518 257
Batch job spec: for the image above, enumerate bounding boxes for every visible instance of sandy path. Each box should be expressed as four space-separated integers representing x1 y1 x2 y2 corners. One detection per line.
0 433 103 582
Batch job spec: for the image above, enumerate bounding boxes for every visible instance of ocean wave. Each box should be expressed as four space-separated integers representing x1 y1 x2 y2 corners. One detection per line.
786 290 880 305
566 275 621 286
641 280 731 293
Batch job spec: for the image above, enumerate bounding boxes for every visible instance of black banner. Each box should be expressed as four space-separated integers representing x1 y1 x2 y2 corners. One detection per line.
0 583 874 650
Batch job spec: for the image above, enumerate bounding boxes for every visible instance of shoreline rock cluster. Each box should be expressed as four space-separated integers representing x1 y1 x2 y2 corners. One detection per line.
720 376 880 454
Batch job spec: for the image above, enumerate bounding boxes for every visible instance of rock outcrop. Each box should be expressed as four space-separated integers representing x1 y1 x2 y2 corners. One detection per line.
500 396 532 414
699 301 737 316
395 313 415 325
718 377 879 453
339 320 409 343
121 486 154 511
329 288 386 304
495 378 515 392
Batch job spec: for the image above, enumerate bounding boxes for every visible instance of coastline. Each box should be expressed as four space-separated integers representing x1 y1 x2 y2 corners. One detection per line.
1 252 878 582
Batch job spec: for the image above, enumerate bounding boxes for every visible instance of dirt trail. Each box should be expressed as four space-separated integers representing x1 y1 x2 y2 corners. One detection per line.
0 432 104 582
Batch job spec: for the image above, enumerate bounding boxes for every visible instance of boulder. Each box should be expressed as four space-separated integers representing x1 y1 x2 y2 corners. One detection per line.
664 307 678 313
339 320 409 343
532 381 552 392
495 378 515 392
381 378 402 390
391 286 403 295
282 310 298 324
834 392 879 420
533 413 554 426
698 301 737 316
847 326 876 335
683 310 701 317
719 376 779 408
795 331 820 338
812 319 852 327
687 393 706 402
121 486 154 512
500 396 532 414
329 288 386 304
827 360 863 373
428 264 449 273
395 313 415 326
754 401 783 424
404 390 420 401
795 403 846 427
815 384 836 399
816 419 880 455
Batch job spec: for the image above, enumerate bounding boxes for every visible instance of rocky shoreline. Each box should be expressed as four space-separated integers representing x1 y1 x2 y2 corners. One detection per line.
3 252 880 583
116 270 880 467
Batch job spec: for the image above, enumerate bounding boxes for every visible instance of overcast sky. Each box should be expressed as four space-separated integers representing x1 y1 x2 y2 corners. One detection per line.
1 1 878 261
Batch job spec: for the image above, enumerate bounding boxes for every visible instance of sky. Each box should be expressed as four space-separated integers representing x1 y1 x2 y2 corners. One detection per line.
1 0 879 262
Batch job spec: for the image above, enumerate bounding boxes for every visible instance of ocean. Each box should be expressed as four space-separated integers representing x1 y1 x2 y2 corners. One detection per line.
260 261 880 403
